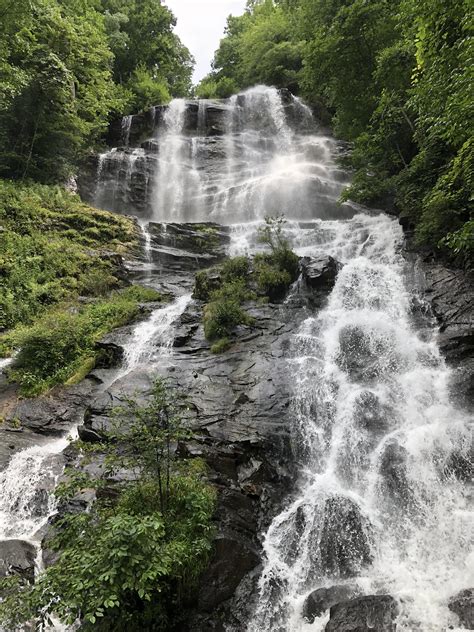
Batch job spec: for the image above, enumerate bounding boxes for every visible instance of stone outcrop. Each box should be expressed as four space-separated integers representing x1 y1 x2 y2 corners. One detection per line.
325 595 399 632
0 540 36 582
303 584 361 623
448 588 474 629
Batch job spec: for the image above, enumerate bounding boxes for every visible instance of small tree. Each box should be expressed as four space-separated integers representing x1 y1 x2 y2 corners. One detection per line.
108 378 189 515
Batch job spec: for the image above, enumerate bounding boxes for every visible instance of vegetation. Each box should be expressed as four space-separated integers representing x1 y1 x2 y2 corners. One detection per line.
0 380 216 631
2 285 161 396
0 181 138 330
0 0 193 182
201 0 473 263
196 215 299 352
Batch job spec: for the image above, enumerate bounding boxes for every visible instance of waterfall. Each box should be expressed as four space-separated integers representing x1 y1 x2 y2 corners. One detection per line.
121 294 192 373
78 85 474 630
91 86 352 224
0 437 70 541
247 213 472 632
121 114 133 146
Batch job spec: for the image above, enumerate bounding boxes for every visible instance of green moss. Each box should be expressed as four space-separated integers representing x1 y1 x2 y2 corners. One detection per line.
0 180 137 330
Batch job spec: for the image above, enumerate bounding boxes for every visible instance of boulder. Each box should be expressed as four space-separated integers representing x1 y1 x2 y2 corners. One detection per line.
301 256 341 291
325 595 398 632
379 440 412 508
319 496 373 578
0 539 36 581
448 588 474 629
198 535 259 612
303 584 360 623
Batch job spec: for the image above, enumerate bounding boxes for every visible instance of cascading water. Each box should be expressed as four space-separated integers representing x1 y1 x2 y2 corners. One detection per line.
247 213 472 632
91 85 352 224
21 85 470 630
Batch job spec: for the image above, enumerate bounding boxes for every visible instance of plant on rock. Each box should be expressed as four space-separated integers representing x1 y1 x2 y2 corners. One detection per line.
0 380 216 632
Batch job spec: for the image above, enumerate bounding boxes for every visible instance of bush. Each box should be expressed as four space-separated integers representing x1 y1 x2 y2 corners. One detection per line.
3 286 158 396
254 258 292 301
203 298 250 341
221 256 250 282
193 269 221 302
210 337 231 354
0 382 216 631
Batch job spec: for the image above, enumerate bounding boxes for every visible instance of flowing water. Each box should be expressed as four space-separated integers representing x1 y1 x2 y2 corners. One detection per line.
91 86 472 630
1 86 471 630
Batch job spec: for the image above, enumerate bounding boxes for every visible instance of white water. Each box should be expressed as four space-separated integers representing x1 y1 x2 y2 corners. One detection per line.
0 436 71 541
120 293 191 374
93 85 353 224
247 213 473 632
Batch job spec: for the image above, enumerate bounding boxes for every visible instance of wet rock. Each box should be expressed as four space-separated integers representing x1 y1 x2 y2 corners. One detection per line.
303 584 361 623
325 595 398 632
353 391 393 433
0 539 36 581
148 223 230 272
448 587 474 628
336 325 400 383
411 259 474 410
319 496 373 578
379 440 412 508
6 397 80 436
301 256 341 292
198 535 259 612
444 451 473 483
94 338 124 369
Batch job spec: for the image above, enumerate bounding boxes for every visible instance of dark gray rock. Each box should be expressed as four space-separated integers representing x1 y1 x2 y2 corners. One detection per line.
325 595 398 632
410 257 474 410
0 539 36 581
198 535 259 612
319 496 373 578
448 587 474 628
301 256 341 291
379 441 412 509
303 584 361 623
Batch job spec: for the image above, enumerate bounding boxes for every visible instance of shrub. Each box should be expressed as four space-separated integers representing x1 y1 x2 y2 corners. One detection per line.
210 337 231 354
203 298 250 341
3 286 157 395
193 269 221 302
221 256 250 281
254 258 292 301
0 382 216 632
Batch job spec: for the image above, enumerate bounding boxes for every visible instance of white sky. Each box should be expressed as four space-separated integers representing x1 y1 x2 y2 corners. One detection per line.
165 0 247 83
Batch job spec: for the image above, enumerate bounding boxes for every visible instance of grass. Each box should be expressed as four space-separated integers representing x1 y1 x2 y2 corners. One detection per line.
0 179 138 331
2 286 161 396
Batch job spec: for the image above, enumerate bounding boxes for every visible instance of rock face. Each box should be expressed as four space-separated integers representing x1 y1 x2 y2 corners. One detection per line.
303 584 360 623
325 595 399 632
319 496 373 578
408 254 474 411
301 256 342 293
448 588 474 629
0 539 36 581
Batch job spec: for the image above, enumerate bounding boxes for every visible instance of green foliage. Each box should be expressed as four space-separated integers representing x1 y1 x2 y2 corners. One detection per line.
203 297 251 341
0 382 216 631
197 217 299 345
0 0 193 181
0 180 137 330
2 285 159 395
210 337 232 354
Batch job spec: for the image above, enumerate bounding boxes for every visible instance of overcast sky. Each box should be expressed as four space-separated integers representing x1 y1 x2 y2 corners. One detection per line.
165 0 247 84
